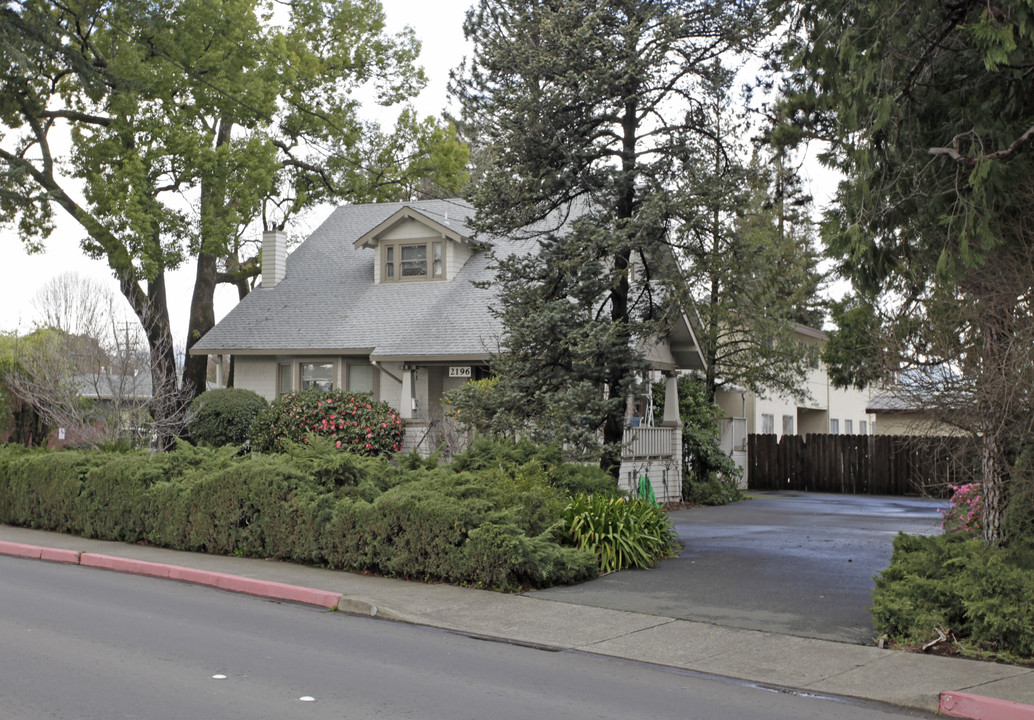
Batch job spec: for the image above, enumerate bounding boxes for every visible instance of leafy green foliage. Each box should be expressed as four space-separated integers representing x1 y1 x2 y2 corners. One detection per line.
557 494 680 574
0 443 597 591
781 0 1034 540
249 388 404 457
449 437 617 497
676 70 824 404
187 388 267 447
1 0 469 426
873 533 1034 661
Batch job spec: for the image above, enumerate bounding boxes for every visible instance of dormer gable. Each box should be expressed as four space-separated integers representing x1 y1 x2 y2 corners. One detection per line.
354 206 475 283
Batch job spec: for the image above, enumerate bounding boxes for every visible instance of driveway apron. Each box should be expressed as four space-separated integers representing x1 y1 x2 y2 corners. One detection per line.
528 491 947 644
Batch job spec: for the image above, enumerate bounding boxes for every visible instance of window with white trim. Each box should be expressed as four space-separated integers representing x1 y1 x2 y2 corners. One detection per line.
761 413 774 434
300 362 334 391
845 419 854 434
278 362 293 395
860 420 868 435
382 241 444 282
347 363 374 393
782 415 794 436
830 418 840 434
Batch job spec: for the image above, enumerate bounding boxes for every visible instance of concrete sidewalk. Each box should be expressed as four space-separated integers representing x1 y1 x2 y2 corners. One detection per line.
2 524 1032 719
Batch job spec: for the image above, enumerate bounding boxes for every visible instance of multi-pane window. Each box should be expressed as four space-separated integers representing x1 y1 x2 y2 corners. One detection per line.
300 362 334 391
383 241 444 282
830 418 840 434
860 420 868 435
761 413 774 434
845 419 854 434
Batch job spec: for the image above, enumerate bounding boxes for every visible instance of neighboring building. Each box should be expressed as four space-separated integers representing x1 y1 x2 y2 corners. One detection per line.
714 324 877 441
865 392 961 436
1 371 153 448
191 199 706 501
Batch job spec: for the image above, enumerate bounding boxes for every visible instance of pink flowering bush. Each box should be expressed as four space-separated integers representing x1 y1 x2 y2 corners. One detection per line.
250 388 404 457
941 483 983 539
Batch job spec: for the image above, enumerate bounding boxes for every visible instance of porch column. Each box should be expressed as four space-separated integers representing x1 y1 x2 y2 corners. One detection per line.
215 354 223 388
661 373 680 427
400 367 414 420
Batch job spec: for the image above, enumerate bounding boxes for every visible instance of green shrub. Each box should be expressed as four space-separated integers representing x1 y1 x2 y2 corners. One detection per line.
187 388 268 447
686 475 744 506
873 533 1034 661
0 443 598 592
250 388 404 456
557 493 680 573
451 437 616 497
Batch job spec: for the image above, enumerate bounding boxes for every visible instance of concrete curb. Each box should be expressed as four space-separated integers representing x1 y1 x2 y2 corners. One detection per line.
2 541 342 610
941 691 1034 720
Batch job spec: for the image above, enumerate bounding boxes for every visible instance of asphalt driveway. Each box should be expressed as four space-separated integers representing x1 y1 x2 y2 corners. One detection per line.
528 491 948 644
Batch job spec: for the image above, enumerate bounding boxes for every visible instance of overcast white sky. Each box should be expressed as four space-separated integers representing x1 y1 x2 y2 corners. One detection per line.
0 1 840 346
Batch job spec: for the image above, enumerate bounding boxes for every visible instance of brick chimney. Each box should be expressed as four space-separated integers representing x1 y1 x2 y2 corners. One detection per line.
262 229 286 288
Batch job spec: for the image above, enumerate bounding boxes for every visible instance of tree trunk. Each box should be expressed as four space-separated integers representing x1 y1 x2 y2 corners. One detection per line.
116 269 182 451
981 433 1007 543
182 117 233 403
182 250 217 399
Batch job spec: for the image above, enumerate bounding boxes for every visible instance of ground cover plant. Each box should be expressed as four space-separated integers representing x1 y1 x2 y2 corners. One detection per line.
872 533 1034 663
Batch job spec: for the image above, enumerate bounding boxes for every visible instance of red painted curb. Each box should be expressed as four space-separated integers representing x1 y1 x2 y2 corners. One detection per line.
941 691 1034 720
79 553 341 609
40 547 81 564
80 553 173 579
211 573 342 609
0 540 44 560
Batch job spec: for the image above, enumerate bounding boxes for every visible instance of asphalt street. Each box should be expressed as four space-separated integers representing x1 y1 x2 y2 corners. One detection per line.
0 555 934 720
530 491 948 643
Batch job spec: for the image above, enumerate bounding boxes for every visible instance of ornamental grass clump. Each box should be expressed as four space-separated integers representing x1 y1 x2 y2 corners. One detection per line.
557 493 680 574
250 388 404 456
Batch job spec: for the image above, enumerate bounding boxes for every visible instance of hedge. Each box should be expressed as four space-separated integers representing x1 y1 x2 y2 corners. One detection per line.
873 533 1034 662
0 443 597 591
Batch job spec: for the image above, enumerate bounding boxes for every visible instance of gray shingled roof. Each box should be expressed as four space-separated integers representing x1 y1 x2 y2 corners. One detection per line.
193 199 536 360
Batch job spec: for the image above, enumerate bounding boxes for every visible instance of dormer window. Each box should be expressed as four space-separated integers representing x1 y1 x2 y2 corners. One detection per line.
382 240 444 282
355 207 472 284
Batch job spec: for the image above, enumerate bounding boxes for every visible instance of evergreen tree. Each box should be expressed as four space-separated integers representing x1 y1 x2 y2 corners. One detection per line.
675 68 823 403
779 0 1034 541
452 0 770 474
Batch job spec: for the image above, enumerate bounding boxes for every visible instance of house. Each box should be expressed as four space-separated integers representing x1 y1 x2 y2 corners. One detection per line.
865 393 962 436
191 199 706 501
712 324 877 484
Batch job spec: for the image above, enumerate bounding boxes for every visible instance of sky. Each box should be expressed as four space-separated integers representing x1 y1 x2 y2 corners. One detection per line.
0 0 841 347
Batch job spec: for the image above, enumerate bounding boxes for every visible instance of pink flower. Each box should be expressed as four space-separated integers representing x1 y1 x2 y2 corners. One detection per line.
335 440 341 448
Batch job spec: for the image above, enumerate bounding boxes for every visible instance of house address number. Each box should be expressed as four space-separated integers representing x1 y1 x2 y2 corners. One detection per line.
449 366 472 378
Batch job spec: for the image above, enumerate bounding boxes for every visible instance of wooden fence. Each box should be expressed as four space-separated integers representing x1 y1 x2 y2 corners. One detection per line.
747 434 976 496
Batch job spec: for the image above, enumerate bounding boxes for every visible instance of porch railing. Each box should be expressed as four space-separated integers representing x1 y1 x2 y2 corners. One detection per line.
622 425 675 459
